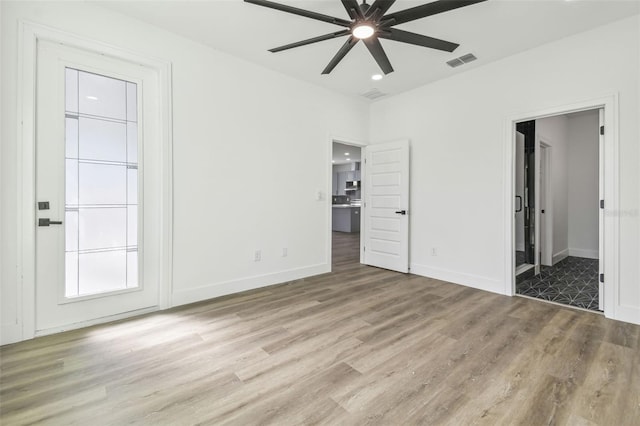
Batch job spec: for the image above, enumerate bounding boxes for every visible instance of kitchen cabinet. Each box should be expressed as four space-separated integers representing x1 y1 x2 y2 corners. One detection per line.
332 206 361 233
332 162 361 195
337 172 347 195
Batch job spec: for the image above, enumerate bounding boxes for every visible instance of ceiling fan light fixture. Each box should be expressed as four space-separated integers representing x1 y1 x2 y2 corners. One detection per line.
352 24 375 39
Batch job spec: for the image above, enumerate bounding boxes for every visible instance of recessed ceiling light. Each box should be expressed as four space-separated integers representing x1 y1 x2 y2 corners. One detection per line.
346 158 351 161
345 152 350 156
332 160 335 163
371 74 383 81
352 24 375 39
86 96 99 100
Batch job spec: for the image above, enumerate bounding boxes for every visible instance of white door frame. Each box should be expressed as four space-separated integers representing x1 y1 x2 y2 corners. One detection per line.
327 136 368 269
503 94 618 320
17 21 173 340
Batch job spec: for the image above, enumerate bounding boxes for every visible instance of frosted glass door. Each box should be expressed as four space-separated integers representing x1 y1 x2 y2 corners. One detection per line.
65 68 139 297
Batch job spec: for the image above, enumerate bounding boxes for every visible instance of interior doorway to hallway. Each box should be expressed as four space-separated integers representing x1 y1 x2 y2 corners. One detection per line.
331 141 363 269
513 108 603 312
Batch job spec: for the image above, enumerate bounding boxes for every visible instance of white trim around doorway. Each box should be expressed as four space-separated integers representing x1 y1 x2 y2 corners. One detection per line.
15 21 173 343
327 136 368 270
503 94 618 321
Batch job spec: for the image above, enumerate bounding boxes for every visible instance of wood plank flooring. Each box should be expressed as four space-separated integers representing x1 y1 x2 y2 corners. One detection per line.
1 232 639 425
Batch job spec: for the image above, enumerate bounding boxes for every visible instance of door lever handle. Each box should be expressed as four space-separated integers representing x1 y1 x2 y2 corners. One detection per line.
395 210 407 215
39 218 63 227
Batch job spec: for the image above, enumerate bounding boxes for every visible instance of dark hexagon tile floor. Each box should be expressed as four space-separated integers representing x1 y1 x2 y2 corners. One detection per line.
516 256 600 311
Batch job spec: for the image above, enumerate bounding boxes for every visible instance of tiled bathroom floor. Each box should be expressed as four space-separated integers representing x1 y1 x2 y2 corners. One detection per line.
516 256 600 311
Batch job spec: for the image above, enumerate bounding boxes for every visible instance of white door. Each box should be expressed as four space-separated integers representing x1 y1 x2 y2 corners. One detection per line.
363 140 410 273
539 145 552 266
598 108 605 311
35 40 162 332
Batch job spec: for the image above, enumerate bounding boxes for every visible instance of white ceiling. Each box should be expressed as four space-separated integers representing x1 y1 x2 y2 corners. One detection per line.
333 142 362 164
95 0 640 99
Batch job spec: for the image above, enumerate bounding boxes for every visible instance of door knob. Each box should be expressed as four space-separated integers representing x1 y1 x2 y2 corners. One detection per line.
395 210 407 215
39 218 63 227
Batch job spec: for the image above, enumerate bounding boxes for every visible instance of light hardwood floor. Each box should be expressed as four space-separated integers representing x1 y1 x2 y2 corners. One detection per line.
1 232 639 425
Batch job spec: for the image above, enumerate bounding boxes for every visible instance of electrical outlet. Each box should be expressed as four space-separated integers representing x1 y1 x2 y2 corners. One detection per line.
254 250 261 262
282 247 288 257
431 248 437 256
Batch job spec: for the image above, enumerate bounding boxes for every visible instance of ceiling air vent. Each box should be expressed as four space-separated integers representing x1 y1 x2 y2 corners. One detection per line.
446 53 477 68
361 88 387 100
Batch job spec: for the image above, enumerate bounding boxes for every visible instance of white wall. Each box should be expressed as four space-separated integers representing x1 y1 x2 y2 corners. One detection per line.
536 115 569 263
0 1 368 344
370 16 639 324
567 111 600 258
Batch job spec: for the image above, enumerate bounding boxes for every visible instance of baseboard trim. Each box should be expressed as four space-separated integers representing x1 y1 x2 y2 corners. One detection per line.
553 249 569 265
410 263 503 295
1 323 23 346
171 263 331 307
568 248 599 259
33 306 160 338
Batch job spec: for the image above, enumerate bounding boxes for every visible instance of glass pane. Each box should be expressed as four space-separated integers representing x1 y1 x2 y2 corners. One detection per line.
65 69 78 113
126 82 137 122
127 206 137 248
65 69 140 298
78 117 127 162
127 122 138 164
79 208 127 251
78 71 126 120
79 250 127 295
66 160 78 206
79 163 127 205
65 210 78 252
65 117 79 158
65 252 79 298
127 251 138 288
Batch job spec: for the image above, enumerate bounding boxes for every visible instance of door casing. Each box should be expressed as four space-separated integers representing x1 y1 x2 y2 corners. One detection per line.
504 95 618 321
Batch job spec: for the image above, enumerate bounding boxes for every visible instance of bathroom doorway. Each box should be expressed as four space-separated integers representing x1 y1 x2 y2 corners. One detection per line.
513 109 603 311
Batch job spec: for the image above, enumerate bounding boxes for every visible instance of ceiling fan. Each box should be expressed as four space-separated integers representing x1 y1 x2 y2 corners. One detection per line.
245 0 487 75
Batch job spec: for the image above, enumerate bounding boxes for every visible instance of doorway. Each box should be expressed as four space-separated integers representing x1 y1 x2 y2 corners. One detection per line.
20 29 171 338
331 142 363 269
513 109 603 311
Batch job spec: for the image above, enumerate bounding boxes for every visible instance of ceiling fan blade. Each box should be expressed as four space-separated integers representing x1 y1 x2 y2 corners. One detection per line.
365 0 396 19
363 37 394 74
381 0 487 26
379 28 459 52
341 0 364 20
269 30 351 53
245 0 352 27
322 36 359 75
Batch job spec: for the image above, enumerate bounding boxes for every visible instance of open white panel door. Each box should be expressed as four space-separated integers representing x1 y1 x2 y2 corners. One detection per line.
363 140 410 273
598 108 604 311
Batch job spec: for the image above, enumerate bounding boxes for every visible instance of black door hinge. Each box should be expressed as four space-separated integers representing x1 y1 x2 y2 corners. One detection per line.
600 125 604 135
600 199 604 209
599 273 604 283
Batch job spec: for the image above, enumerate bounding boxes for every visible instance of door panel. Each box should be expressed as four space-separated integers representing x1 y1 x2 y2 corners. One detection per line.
363 140 409 273
35 40 159 332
